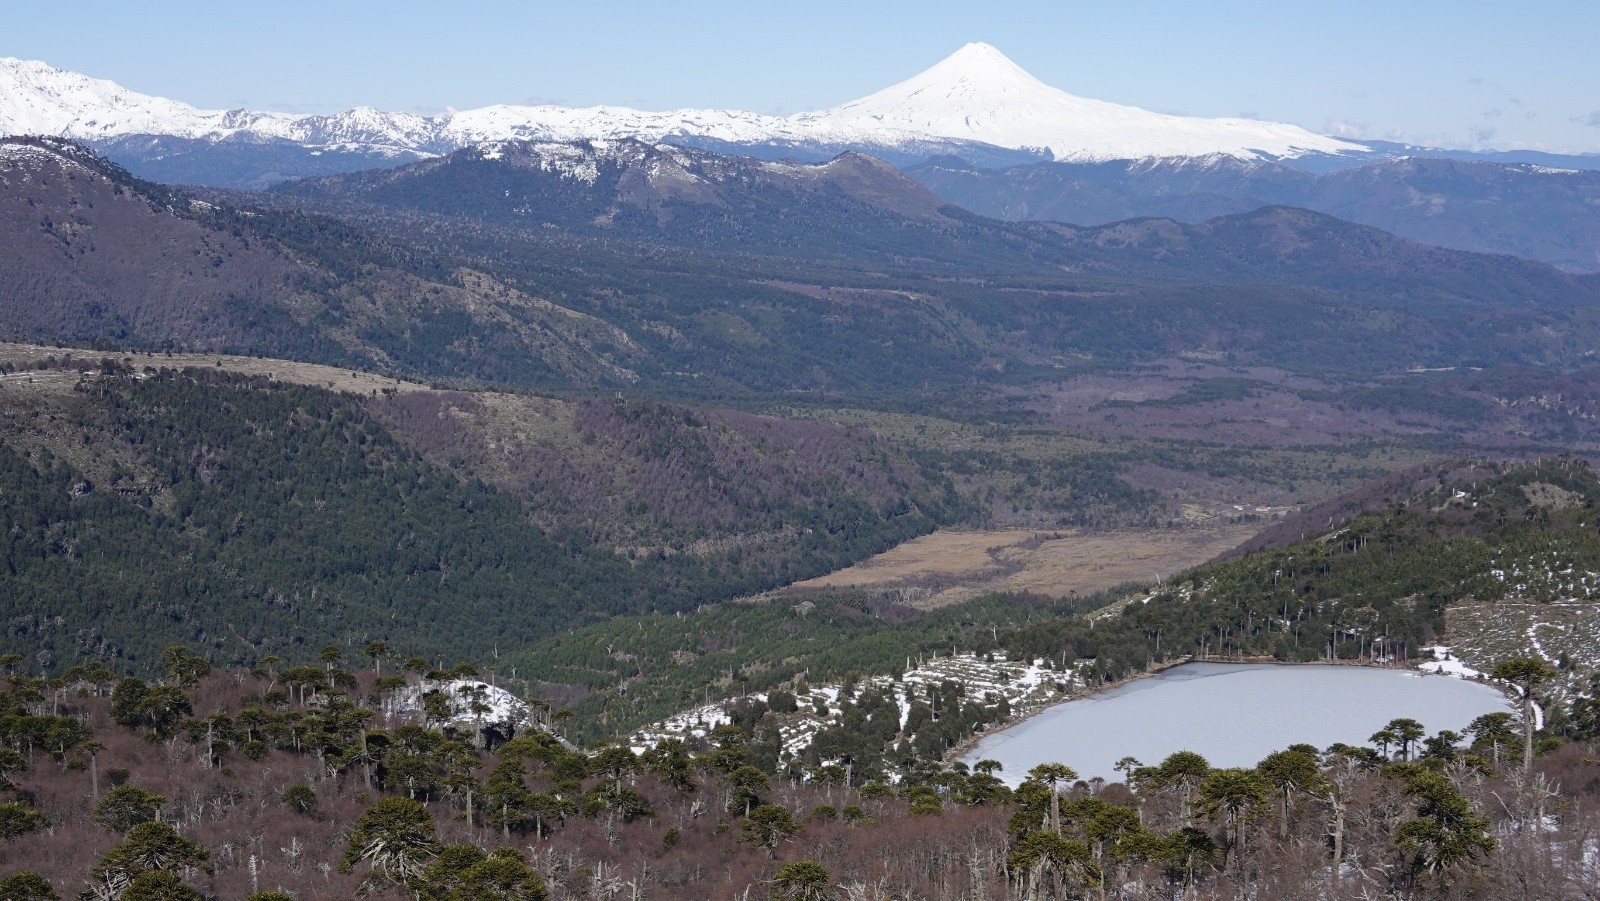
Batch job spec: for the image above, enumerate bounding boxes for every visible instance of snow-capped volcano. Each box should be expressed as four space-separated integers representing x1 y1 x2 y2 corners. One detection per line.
806 43 1364 162
0 45 1366 181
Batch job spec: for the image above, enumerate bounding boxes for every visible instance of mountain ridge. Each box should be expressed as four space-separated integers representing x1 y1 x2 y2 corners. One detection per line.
12 134 1600 406
0 135 640 387
266 137 1600 314
0 45 1367 182
914 154 1600 271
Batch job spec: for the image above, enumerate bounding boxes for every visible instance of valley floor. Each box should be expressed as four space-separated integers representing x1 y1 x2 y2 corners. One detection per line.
788 523 1266 608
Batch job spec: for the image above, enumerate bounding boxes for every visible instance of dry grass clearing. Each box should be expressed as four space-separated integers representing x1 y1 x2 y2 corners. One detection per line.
791 523 1265 608
0 343 432 397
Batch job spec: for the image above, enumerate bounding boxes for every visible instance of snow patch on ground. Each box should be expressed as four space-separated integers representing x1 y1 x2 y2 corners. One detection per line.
1418 646 1488 680
0 139 95 178
391 679 534 733
629 650 1069 759
1419 646 1547 728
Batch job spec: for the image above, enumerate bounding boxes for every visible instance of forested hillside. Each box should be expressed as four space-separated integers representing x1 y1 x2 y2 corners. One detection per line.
0 137 638 390
14 135 1600 427
911 155 1600 271
371 390 962 556
507 589 1092 745
510 458 1600 749
1000 459 1599 667
261 140 1600 391
0 360 952 672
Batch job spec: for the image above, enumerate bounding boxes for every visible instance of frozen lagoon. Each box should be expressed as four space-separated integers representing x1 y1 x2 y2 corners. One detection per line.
962 662 1512 784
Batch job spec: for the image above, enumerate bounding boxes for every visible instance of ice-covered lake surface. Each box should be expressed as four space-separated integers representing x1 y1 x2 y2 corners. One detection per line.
962 662 1511 784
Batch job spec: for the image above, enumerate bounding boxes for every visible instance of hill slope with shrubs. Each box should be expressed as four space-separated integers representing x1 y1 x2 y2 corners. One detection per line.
0 360 954 672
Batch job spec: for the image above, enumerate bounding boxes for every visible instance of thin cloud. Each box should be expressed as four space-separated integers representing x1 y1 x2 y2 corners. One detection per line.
262 100 342 114
1322 118 1369 138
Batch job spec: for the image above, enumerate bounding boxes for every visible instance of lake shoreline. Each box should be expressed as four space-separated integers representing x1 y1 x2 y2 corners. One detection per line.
949 654 1510 774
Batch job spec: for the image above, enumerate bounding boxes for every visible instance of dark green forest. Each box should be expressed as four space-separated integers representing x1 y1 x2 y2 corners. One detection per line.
0 366 951 672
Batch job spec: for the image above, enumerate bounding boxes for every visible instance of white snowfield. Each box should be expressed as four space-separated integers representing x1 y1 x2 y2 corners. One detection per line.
806 43 1365 163
0 43 1368 164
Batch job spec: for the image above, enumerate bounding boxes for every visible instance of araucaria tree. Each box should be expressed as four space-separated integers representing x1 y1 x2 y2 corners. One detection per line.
340 796 440 889
1491 657 1557 768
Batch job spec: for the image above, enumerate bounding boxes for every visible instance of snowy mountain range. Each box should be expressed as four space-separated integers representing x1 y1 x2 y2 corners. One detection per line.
0 43 1367 170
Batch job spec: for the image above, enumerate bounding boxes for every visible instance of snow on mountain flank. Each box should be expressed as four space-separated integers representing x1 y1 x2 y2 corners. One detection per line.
0 57 299 142
804 43 1366 162
2 46 1368 164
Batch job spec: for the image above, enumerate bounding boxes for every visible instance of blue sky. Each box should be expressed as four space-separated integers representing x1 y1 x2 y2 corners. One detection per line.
7 0 1600 152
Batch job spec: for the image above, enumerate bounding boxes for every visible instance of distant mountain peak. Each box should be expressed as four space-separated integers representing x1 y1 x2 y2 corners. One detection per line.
2 48 1367 183
809 43 1368 163
949 41 1013 59
905 41 1054 94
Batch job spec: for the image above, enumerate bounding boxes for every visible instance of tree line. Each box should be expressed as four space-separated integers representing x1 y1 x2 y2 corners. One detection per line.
0 643 1593 899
